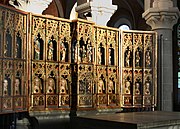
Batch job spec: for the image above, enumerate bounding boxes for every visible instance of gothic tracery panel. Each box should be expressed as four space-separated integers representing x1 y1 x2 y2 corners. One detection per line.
78 64 93 107
96 27 107 65
121 30 157 110
46 63 58 94
59 21 71 62
46 19 59 61
14 12 27 59
32 16 46 60
31 61 45 108
59 64 71 108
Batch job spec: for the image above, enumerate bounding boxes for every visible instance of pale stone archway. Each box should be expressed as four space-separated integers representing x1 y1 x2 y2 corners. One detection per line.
70 2 78 20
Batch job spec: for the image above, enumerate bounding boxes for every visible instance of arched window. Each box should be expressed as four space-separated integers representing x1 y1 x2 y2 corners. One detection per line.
119 24 130 30
113 17 132 30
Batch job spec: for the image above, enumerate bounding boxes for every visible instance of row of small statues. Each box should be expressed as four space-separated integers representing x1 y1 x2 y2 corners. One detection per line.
2 77 69 96
35 38 152 67
34 38 116 65
2 77 151 96
125 49 151 67
34 39 67 61
33 77 116 95
124 80 151 95
3 78 21 96
97 79 115 94
33 77 68 94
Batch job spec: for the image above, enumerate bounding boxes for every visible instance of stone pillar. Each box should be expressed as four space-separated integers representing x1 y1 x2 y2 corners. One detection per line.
143 0 180 111
75 0 117 26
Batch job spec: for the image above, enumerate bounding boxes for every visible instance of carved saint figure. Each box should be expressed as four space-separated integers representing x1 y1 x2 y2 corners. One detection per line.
97 47 102 64
135 82 140 95
87 39 92 62
14 78 20 95
15 43 20 58
108 80 114 93
81 45 87 62
125 50 131 67
15 33 22 58
74 44 81 62
48 41 54 60
146 51 151 67
3 79 8 96
135 50 140 67
34 39 40 60
33 77 42 94
87 45 92 62
125 80 130 94
47 78 55 94
60 78 68 94
98 79 105 94
145 82 150 95
60 42 66 62
109 48 112 65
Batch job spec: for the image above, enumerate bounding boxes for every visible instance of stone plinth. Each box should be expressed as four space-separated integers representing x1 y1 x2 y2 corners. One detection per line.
72 111 180 129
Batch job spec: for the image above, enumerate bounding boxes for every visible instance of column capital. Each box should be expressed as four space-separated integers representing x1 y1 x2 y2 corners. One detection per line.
9 0 53 14
142 0 180 30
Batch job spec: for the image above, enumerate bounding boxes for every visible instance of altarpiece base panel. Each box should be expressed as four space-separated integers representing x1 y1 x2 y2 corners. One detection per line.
0 4 157 114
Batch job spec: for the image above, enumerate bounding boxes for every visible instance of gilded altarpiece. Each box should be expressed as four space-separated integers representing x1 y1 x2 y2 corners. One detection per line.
121 30 157 110
94 26 120 109
0 6 28 113
0 4 158 114
30 14 71 110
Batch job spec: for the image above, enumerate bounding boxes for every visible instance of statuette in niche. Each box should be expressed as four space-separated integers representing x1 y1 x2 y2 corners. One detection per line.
47 41 54 60
60 78 68 94
47 78 55 94
98 79 105 94
124 80 131 94
14 78 20 95
33 77 42 94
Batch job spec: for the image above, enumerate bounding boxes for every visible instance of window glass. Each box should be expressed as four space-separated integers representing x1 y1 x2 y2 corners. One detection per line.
178 24 180 89
119 25 130 30
178 72 180 88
